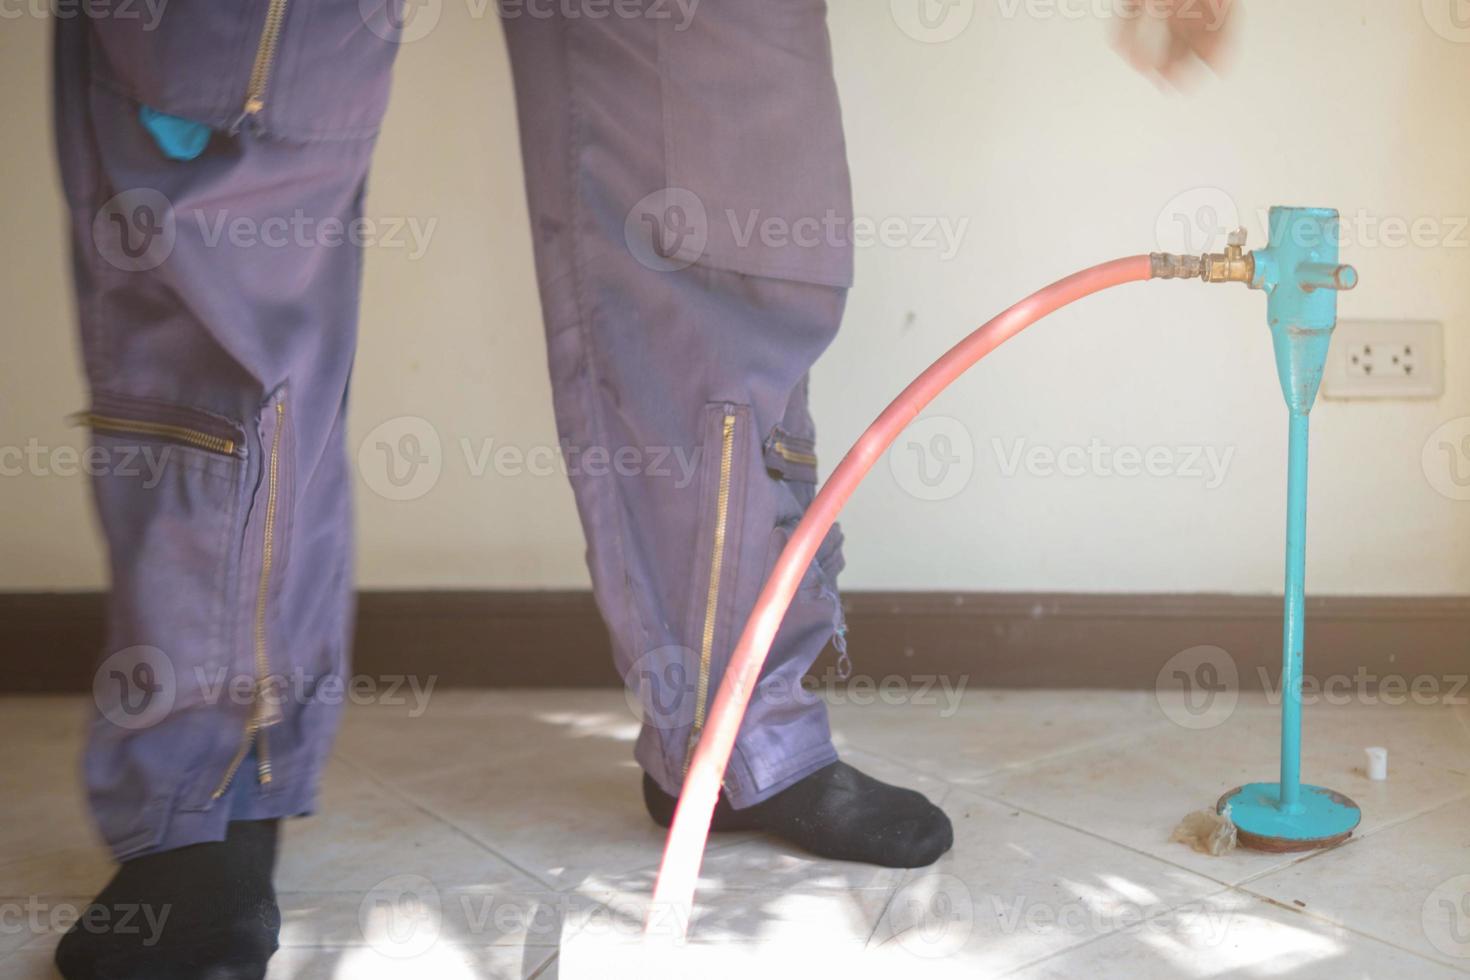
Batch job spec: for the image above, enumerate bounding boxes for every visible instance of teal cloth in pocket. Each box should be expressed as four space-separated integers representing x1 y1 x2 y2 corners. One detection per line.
139 106 212 161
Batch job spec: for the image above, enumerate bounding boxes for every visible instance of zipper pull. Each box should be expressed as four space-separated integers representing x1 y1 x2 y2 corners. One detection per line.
252 676 284 729
257 729 274 787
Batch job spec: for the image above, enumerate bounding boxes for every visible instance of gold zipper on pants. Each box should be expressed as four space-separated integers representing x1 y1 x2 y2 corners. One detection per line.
243 0 290 116
771 440 817 467
74 413 237 456
212 400 285 799
685 411 737 772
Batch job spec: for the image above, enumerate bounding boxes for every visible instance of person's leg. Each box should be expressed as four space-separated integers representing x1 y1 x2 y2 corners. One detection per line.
52 4 398 975
500 0 950 866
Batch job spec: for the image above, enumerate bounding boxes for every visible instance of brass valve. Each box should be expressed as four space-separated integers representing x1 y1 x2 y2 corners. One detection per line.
1151 228 1255 284
1203 228 1255 284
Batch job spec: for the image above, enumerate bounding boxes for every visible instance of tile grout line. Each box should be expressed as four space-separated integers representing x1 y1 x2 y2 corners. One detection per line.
862 864 921 949
333 751 560 891
845 699 1470 808
965 777 1449 895
830 732 1274 971
964 791 1470 976
576 829 783 882
946 755 1470 892
1230 787 1470 890
950 785 1256 890
266 943 561 950
1228 886 1470 974
1225 791 1470 972
987 878 1467 980
1454 704 1470 748
840 723 1273 893
19 695 1469 974
273 946 561 978
986 881 1239 979
838 720 1170 793
335 749 750 895
525 949 558 980
765 706 1470 971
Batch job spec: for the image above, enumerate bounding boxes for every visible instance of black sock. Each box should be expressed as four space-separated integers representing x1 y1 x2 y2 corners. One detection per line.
644 761 953 868
55 819 281 980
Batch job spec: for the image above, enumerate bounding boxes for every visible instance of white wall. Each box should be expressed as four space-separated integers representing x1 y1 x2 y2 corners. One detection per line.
3 1 1467 595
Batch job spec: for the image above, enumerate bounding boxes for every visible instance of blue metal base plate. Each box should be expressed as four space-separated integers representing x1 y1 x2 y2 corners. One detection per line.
1217 783 1361 853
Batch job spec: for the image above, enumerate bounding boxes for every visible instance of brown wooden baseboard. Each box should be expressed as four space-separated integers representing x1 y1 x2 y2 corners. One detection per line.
3 590 1467 692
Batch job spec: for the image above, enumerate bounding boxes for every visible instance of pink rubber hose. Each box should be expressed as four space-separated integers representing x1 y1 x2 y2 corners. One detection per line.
647 255 1157 934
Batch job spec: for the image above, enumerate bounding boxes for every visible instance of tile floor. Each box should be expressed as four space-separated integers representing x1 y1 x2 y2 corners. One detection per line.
1 689 1467 978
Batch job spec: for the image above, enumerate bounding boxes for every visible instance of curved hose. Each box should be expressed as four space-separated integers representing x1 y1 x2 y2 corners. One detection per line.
647 255 1157 934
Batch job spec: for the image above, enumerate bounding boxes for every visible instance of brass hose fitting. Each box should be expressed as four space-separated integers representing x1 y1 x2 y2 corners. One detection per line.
1149 252 1205 279
1152 228 1256 284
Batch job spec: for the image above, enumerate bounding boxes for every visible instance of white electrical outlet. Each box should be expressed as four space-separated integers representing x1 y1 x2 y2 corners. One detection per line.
1322 320 1444 400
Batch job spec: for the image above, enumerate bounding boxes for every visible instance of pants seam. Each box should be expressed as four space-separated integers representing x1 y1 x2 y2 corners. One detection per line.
728 739 838 808
559 15 646 672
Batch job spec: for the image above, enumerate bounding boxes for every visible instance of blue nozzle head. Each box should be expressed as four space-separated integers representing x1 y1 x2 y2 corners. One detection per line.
1250 207 1359 414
